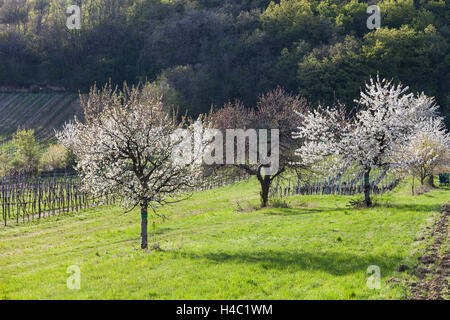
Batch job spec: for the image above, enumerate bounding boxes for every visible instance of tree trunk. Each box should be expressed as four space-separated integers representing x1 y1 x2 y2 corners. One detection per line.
258 175 271 208
412 174 415 196
140 203 148 249
363 170 372 207
426 175 435 188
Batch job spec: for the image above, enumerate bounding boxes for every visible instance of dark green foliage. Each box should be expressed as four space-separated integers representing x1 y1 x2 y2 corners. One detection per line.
0 0 449 126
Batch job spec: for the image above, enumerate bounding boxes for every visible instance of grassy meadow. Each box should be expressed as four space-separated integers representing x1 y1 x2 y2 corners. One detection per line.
0 177 448 300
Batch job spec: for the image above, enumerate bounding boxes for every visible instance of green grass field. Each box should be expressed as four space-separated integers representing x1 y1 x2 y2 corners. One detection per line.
0 177 448 300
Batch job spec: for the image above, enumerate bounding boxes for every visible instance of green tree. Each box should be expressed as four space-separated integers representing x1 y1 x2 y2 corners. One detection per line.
335 0 368 37
261 0 334 46
11 128 40 174
297 36 367 107
0 150 11 176
379 0 417 29
362 25 447 99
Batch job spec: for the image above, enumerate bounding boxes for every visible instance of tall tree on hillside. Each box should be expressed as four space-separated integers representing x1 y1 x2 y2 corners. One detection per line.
57 82 207 249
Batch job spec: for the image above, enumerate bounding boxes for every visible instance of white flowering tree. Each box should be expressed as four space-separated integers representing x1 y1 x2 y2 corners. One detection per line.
294 77 438 206
57 83 206 249
397 117 450 188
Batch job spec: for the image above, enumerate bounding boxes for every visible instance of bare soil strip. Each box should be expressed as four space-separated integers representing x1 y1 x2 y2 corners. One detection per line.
408 204 449 300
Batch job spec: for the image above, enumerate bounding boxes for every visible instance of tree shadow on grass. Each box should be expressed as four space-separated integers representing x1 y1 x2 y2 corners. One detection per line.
263 201 443 217
149 226 173 235
384 203 442 213
262 205 358 216
261 208 325 216
182 249 404 276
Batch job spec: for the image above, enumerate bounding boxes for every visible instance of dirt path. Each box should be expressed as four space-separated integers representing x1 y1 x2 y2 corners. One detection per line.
408 204 449 300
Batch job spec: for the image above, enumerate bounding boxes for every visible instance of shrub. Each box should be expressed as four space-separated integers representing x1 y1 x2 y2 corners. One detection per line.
11 128 40 174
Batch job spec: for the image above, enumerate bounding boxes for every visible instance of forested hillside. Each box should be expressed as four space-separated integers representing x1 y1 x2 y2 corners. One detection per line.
0 0 449 125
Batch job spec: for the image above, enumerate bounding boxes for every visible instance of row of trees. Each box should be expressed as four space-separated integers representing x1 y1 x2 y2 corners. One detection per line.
57 77 450 248
1 0 449 127
0 128 70 177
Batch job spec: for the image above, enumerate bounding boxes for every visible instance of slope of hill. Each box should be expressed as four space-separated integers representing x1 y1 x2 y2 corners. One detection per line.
1 0 449 126
0 93 82 143
0 177 448 299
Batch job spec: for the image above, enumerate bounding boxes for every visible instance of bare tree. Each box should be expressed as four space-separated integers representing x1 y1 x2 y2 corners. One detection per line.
57 82 205 249
209 87 309 207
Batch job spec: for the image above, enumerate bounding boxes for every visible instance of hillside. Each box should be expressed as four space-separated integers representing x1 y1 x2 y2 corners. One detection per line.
0 177 448 299
0 0 449 125
0 93 82 143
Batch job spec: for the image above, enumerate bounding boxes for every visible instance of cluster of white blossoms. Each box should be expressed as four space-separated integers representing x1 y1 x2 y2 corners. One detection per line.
396 117 450 183
293 76 448 201
293 105 350 174
56 84 206 212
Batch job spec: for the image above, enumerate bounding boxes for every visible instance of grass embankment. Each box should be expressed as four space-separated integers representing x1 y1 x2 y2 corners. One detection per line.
0 177 448 299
